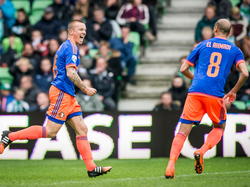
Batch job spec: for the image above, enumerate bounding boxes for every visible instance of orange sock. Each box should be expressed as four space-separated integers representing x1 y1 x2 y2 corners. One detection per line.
199 128 224 155
9 126 46 141
76 136 96 171
169 132 187 162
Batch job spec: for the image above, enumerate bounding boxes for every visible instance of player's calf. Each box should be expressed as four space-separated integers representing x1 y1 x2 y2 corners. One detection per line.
0 131 12 154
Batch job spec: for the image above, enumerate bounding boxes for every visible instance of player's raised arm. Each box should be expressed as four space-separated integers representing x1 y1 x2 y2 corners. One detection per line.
224 62 249 103
180 60 194 80
66 66 97 96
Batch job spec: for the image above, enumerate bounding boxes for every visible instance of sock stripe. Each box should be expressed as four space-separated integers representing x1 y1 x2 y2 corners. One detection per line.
76 136 88 140
177 132 187 137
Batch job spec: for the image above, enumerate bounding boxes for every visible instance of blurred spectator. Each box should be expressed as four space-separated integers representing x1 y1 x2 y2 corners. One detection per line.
105 0 121 20
95 41 122 77
9 57 33 87
142 0 158 37
2 32 23 56
76 78 104 111
86 8 113 48
242 28 250 58
0 0 15 30
89 57 116 110
78 44 92 77
195 5 217 43
176 55 194 85
168 76 187 107
110 24 137 84
228 26 236 43
230 7 248 45
6 88 29 112
239 78 250 102
0 82 14 112
153 91 180 111
201 26 213 41
71 11 85 25
237 0 250 23
31 29 48 56
11 8 31 42
35 58 53 92
225 66 238 95
33 7 61 40
75 0 90 20
0 9 4 41
116 0 155 43
94 41 122 102
48 0 74 26
225 63 250 110
22 42 41 71
47 38 59 63
31 92 49 112
58 28 68 44
208 0 232 18
19 75 40 108
102 0 122 38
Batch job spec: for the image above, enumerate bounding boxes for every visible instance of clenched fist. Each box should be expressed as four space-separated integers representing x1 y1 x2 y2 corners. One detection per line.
83 87 97 96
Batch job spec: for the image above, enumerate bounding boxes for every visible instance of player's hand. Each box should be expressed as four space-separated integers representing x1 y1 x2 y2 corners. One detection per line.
83 87 97 96
223 92 236 104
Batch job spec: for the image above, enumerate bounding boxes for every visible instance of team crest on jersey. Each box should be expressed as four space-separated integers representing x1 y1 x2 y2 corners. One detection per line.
72 55 77 63
58 112 65 118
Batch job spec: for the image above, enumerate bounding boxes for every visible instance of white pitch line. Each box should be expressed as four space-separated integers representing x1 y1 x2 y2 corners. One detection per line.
15 170 250 186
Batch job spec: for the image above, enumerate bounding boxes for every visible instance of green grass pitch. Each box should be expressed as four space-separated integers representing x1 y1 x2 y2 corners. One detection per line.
0 158 249 187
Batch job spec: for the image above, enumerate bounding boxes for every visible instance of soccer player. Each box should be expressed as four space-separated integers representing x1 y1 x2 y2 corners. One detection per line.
0 20 112 178
165 19 249 179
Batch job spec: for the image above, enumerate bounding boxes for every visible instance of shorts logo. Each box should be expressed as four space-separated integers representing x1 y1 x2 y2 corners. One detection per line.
58 112 65 118
72 55 77 63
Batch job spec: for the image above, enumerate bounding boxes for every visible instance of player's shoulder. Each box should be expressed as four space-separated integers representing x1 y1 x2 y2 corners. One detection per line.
58 40 78 54
57 40 70 53
61 40 72 50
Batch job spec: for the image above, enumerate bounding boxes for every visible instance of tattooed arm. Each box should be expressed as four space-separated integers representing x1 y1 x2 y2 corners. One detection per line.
66 66 97 96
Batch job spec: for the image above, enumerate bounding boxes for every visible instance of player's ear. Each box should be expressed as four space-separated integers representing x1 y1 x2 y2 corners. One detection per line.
68 28 73 35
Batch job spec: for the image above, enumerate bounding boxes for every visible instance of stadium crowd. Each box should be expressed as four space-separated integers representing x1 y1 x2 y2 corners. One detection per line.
154 0 250 111
0 0 163 112
0 0 249 113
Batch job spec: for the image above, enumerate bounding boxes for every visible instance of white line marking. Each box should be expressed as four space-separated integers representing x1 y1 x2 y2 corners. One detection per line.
15 170 250 186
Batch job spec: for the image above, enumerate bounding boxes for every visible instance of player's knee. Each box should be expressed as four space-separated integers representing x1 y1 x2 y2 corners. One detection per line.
75 119 88 136
213 123 225 129
78 124 88 135
45 128 58 138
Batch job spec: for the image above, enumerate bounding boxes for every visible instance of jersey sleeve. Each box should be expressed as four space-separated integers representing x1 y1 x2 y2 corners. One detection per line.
186 43 202 66
234 48 245 68
65 45 78 69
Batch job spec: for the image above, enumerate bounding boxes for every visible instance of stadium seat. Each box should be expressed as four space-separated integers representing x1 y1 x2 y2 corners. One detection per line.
12 0 52 25
29 9 44 24
233 101 246 110
0 68 13 85
89 49 98 58
32 0 52 10
31 0 52 24
246 100 250 109
230 0 240 6
128 31 140 57
12 0 30 12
